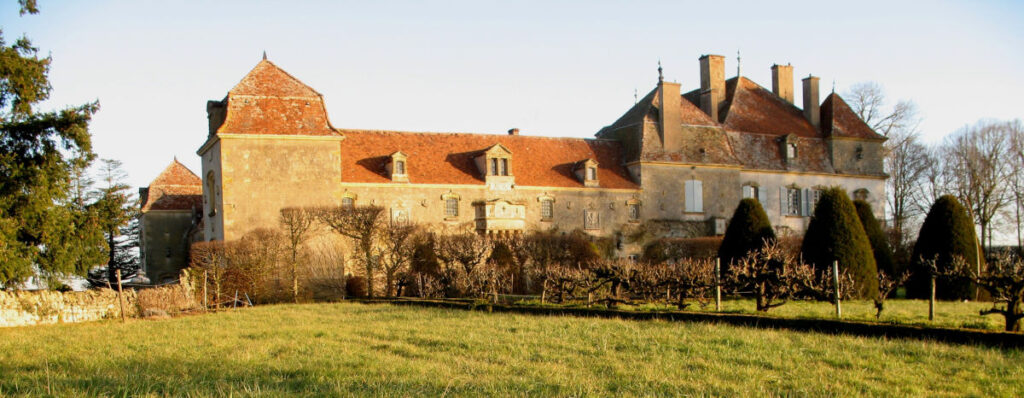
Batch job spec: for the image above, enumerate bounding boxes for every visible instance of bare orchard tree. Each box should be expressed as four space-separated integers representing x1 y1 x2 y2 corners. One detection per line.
942 120 1014 251
280 207 316 303
873 270 911 319
376 220 418 297
434 232 493 298
725 241 817 312
944 254 1024 331
885 129 932 240
314 205 385 297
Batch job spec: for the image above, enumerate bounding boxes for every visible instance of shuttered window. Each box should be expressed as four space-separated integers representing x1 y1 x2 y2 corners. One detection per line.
685 180 703 213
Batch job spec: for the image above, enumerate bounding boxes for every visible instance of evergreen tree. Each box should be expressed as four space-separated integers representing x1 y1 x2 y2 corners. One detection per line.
801 187 879 299
717 198 775 274
853 200 896 276
908 195 980 300
95 159 138 284
0 4 101 287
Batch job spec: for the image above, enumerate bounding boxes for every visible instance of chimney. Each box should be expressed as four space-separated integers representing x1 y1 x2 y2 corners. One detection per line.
508 128 519 136
658 80 683 150
699 54 725 122
771 64 794 104
802 75 820 129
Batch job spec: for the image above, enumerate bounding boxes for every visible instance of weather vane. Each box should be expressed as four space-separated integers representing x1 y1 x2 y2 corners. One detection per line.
657 59 663 83
736 50 742 77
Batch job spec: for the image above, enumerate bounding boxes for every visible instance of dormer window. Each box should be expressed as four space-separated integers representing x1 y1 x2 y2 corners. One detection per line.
787 143 798 159
387 151 409 182
476 144 515 191
781 134 798 160
575 159 600 187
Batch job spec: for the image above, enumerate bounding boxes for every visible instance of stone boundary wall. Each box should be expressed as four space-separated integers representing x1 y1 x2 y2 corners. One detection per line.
0 289 138 328
363 298 1024 349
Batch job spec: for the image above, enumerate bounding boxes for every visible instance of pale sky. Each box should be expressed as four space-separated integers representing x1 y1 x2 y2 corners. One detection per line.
3 0 1022 189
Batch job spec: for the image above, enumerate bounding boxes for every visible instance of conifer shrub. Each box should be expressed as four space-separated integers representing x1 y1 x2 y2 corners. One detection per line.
717 198 775 274
909 195 980 300
853 200 896 276
801 187 879 299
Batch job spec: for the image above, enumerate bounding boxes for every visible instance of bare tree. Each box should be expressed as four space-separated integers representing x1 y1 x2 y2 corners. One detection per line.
885 129 932 240
377 221 418 297
725 241 817 312
434 232 493 298
1005 120 1024 248
314 205 385 297
844 82 919 137
942 120 1014 251
279 207 316 302
873 270 911 319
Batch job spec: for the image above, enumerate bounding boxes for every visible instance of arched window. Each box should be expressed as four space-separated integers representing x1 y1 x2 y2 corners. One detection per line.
853 188 870 201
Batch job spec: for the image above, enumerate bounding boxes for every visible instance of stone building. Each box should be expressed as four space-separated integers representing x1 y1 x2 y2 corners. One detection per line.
142 53 887 279
138 159 203 283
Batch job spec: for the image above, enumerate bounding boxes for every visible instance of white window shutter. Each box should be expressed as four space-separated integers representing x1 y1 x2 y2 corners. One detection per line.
684 180 693 212
742 186 751 199
802 188 811 216
758 188 768 207
694 180 703 212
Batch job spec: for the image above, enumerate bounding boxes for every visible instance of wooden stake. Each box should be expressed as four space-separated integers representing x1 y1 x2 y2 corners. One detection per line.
233 290 238 309
715 258 721 312
115 269 126 323
203 270 208 310
929 275 936 321
833 260 841 318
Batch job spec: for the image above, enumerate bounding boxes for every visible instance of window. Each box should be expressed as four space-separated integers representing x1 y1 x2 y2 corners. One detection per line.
742 185 759 200
490 158 498 175
445 198 459 217
206 171 217 217
853 188 870 201
500 158 509 176
342 197 354 209
540 199 553 220
628 203 640 221
785 187 802 216
684 180 703 213
586 167 597 181
787 143 798 159
395 160 405 175
810 189 822 213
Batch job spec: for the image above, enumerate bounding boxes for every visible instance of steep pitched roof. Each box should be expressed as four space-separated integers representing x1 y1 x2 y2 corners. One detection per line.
337 130 639 189
141 160 203 212
213 59 339 136
719 77 820 137
821 93 887 140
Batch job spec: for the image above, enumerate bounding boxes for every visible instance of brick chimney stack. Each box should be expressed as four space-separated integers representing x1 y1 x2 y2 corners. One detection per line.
508 128 519 136
699 54 725 122
802 75 820 129
771 64 794 104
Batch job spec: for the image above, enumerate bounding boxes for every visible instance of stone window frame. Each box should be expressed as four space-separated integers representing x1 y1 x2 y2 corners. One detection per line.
538 195 555 221
482 145 513 177
626 198 641 222
782 184 803 217
442 192 461 219
205 171 217 217
341 192 358 209
853 188 870 201
575 158 600 187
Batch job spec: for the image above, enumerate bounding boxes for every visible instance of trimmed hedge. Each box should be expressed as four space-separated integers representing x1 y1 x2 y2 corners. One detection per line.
717 198 775 274
854 200 896 276
909 195 980 300
801 187 879 299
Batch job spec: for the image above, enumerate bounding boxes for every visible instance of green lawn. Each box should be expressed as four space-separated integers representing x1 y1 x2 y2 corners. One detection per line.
1 303 1022 396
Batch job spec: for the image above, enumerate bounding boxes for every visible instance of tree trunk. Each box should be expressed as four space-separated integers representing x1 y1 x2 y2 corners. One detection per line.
385 271 394 297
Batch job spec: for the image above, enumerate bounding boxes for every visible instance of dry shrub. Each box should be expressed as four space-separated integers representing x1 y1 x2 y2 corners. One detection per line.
307 239 347 301
136 284 198 317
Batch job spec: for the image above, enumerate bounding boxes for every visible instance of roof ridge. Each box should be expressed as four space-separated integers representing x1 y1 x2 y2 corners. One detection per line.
339 129 619 142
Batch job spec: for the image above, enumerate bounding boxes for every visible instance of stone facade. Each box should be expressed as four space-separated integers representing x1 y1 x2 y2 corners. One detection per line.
139 54 889 277
138 160 203 283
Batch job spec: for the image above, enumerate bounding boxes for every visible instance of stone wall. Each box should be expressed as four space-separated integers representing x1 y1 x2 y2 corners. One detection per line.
0 289 137 328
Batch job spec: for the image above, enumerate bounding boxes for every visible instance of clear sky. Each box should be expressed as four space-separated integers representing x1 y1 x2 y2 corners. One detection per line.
3 0 1022 189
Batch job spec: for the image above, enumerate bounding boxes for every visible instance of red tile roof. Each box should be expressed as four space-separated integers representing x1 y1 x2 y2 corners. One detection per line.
215 60 338 136
822 93 887 140
337 130 639 189
141 160 203 212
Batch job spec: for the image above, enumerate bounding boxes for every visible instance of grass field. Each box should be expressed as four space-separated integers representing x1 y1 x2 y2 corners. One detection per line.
1 303 1022 396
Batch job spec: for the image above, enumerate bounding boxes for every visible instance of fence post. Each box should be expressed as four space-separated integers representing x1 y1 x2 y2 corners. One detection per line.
115 269 126 323
929 275 936 321
715 258 722 312
833 260 841 318
233 290 239 309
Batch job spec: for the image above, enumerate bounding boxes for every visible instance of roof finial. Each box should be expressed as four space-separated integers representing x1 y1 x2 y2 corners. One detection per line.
634 88 638 105
657 59 663 83
736 49 742 77
832 79 836 94
262 51 267 60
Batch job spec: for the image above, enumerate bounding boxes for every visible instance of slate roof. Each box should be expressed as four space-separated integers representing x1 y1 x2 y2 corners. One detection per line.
337 130 639 189
141 160 203 212
212 60 339 136
821 93 886 140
